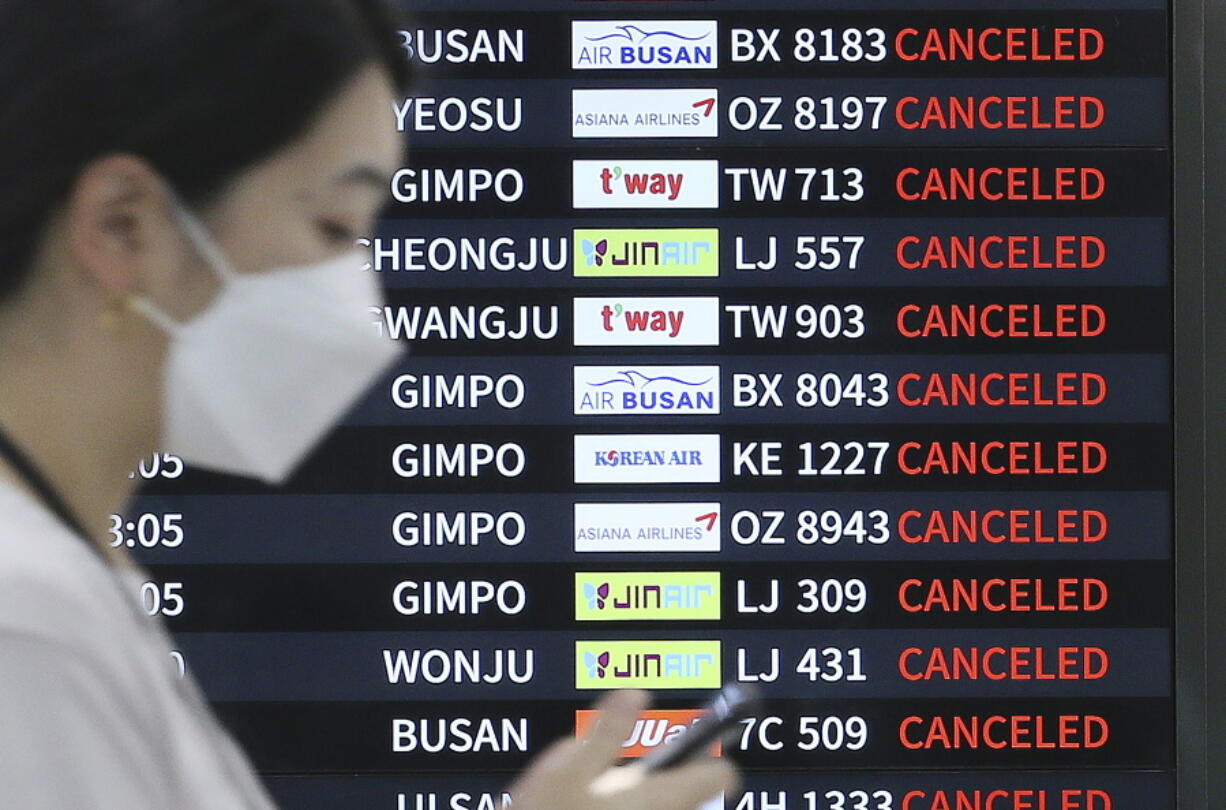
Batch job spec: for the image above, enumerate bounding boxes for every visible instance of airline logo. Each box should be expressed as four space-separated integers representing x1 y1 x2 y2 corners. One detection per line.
574 228 719 278
574 434 721 484
572 21 719 70
573 297 720 347
572 160 720 209
572 89 719 138
575 709 721 757
576 640 722 689
575 571 721 620
574 366 720 415
574 502 722 553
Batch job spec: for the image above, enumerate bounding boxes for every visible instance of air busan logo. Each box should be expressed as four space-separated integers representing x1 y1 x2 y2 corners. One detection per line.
574 229 718 278
576 572 721 620
574 434 721 484
575 641 722 689
573 366 720 415
576 709 722 758
572 89 718 139
573 297 720 346
574 503 721 552
573 160 719 209
572 21 718 70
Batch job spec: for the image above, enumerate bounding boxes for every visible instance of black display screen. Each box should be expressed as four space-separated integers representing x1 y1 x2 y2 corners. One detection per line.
127 2 1176 807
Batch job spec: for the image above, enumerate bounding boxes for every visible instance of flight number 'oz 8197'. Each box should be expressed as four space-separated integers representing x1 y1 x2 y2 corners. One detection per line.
728 96 889 132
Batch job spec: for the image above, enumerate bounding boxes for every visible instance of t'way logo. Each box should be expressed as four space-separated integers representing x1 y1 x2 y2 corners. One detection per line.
573 160 719 209
601 166 685 200
574 297 720 347
602 303 685 337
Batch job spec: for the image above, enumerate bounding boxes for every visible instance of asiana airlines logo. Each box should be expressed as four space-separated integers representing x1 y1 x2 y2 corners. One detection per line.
572 89 719 139
575 641 722 689
573 502 721 553
575 572 721 620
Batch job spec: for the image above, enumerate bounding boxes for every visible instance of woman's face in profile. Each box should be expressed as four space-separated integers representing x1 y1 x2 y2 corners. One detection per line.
142 63 404 324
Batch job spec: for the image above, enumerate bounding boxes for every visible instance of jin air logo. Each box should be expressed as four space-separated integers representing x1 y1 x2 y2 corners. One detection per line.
574 229 719 278
575 641 722 689
583 581 611 611
584 649 612 679
581 238 610 267
575 572 721 620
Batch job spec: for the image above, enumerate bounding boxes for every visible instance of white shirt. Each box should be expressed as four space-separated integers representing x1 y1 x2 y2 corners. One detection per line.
0 479 279 809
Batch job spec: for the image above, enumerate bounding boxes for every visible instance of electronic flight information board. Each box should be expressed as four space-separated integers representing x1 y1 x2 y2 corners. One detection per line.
126 1 1179 808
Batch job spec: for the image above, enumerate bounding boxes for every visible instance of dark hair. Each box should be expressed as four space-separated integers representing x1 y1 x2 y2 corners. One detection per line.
0 0 413 302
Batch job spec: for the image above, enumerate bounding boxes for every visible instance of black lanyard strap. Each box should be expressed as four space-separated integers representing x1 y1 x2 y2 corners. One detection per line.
0 422 102 562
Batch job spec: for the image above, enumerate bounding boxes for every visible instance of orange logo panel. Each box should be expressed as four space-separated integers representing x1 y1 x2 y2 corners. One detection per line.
575 709 721 758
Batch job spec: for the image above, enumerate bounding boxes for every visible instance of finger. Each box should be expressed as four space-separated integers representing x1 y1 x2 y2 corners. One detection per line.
618 759 740 810
506 736 585 799
573 689 650 781
591 761 647 796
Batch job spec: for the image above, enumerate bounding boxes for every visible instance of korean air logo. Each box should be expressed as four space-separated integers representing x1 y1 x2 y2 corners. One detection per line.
574 434 721 484
574 366 720 415
573 21 719 70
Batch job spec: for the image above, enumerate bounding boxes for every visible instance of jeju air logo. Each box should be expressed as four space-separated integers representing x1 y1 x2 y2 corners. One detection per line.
575 709 722 758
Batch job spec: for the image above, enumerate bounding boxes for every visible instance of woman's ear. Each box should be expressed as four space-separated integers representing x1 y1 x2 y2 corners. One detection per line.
62 153 177 299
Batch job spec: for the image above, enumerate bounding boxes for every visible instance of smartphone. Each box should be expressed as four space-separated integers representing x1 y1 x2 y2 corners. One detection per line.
638 682 763 773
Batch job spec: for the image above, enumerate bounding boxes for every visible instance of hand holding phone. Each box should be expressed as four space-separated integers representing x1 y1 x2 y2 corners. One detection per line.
640 682 763 773
512 689 739 809
590 682 762 797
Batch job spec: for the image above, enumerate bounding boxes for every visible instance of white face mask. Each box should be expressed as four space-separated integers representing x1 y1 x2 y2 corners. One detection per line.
127 193 404 485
